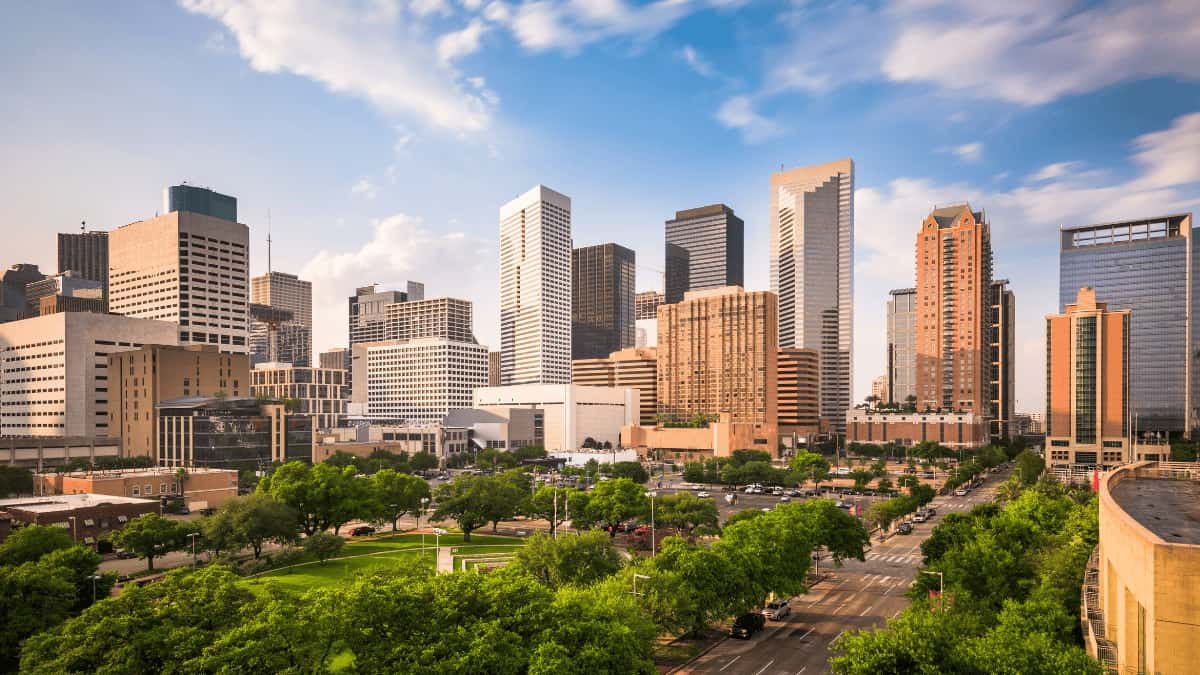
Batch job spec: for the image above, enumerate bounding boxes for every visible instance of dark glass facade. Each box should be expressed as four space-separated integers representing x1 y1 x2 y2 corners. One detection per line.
664 204 744 303
167 184 238 222
1059 214 1195 434
572 243 636 360
664 243 690 304
56 231 108 308
158 399 311 470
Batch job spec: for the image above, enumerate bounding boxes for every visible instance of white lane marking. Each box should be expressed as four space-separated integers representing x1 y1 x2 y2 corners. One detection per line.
892 610 902 618
799 627 814 640
799 667 807 673
719 655 741 672
753 659 776 675
860 603 876 616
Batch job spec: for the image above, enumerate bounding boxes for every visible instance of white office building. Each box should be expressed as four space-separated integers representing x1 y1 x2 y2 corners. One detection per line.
499 185 572 385
351 338 489 423
473 384 637 452
109 209 250 353
770 159 854 429
0 313 178 437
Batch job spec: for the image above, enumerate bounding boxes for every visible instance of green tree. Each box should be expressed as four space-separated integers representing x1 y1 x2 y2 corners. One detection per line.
183 591 342 673
731 449 772 466
259 460 374 535
529 485 577 534
789 451 831 489
110 513 188 571
0 524 71 565
212 493 299 559
432 474 494 542
513 445 548 461
477 447 521 470
1014 449 1045 486
0 562 76 669
586 478 649 529
410 451 439 473
512 531 623 588
655 491 719 535
610 461 650 484
0 465 33 498
40 545 115 611
371 469 432 531
305 532 345 565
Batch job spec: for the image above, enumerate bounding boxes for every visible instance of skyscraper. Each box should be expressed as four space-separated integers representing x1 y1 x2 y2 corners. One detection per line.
777 348 820 436
914 203 993 415
990 279 1016 438
770 159 854 428
348 283 420 348
886 288 917 406
1059 213 1196 435
664 205 743 303
657 286 778 426
251 271 312 366
572 243 636 360
57 230 108 309
109 203 250 353
635 291 664 320
165 184 238 221
499 185 572 385
1045 287 1130 470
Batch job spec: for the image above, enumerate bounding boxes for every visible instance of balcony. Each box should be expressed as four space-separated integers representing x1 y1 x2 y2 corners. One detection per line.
1081 546 1118 673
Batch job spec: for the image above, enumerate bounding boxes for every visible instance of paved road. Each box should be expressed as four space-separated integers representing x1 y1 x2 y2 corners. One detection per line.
680 470 1007 675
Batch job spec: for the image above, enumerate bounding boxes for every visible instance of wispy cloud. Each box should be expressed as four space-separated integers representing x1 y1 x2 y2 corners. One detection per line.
350 177 377 199
679 45 715 78
952 142 983 162
715 95 781 143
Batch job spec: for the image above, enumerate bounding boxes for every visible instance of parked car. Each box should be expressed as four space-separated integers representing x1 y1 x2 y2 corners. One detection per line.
351 525 377 537
730 612 767 639
697 491 712 498
779 495 791 503
784 488 800 497
897 522 913 535
115 549 137 560
771 487 785 496
751 486 765 495
743 485 757 494
925 507 937 516
763 599 791 621
835 500 850 509
954 488 968 497
913 511 928 523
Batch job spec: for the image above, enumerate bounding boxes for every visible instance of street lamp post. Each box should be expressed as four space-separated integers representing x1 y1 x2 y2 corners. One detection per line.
432 527 447 570
420 497 430 551
90 574 102 603
187 532 200 569
68 516 77 543
631 572 650 597
646 492 657 556
922 570 944 612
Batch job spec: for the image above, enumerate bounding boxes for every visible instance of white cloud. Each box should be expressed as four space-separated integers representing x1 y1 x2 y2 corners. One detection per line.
180 0 494 132
411 0 451 17
301 214 497 354
351 177 378 199
437 18 489 63
715 95 781 143
952 142 983 162
1131 112 1200 189
1027 161 1079 182
502 0 699 53
679 45 715 78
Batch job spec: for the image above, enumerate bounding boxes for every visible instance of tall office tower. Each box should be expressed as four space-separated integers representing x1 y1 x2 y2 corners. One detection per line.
57 230 108 309
248 303 309 367
886 288 917 406
251 362 346 429
990 279 1016 438
251 271 312 366
348 285 408 347
319 347 350 372
499 185 572 385
1060 214 1196 435
488 351 502 386
1045 288 1130 470
777 348 820 436
350 337 488 422
572 243 636 360
385 297 476 343
664 205 743 303
0 264 44 323
109 344 249 457
914 203 993 415
635 291 664 320
572 347 658 426
0 313 178 438
165 184 238 221
109 198 250 353
25 271 104 317
770 159 854 429
657 286 778 425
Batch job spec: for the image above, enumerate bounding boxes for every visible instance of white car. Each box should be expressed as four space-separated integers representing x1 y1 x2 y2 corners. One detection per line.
743 485 757 494
779 495 791 503
954 488 968 496
697 491 712 498
763 599 791 620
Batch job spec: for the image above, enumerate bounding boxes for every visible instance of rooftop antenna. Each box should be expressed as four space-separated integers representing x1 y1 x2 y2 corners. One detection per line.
80 220 85 233
267 209 273 274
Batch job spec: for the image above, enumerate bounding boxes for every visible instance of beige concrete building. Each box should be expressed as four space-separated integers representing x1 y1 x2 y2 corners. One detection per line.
778 348 820 439
319 347 350 372
499 185 572 385
0 436 120 470
352 337 488 423
250 271 312 366
845 410 989 448
108 344 249 459
1045 288 1131 470
251 362 346 429
385 297 476 343
870 375 888 402
573 347 658 426
771 159 854 429
657 286 778 426
1085 462 1200 674
474 384 636 451
622 413 778 462
108 209 250 353
36 467 238 510
314 424 469 465
0 312 179 438
635 291 663 320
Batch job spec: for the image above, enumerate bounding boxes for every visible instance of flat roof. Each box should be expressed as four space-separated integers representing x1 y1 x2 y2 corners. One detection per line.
0 493 156 513
38 467 236 479
1110 476 1200 545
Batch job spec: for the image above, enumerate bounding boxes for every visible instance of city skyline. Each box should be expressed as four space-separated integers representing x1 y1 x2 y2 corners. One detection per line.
2 2 1198 414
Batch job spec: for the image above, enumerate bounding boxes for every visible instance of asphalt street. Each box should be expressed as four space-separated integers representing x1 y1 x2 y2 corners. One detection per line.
680 469 1007 675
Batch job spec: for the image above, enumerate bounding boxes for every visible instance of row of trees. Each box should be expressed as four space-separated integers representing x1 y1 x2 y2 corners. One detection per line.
831 471 1102 673
324 447 439 476
20 496 872 673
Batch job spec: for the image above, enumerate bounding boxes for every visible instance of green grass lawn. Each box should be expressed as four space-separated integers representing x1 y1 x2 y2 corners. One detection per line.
242 532 523 594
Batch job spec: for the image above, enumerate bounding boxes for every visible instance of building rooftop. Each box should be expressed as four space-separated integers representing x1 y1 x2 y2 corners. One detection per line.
0 493 155 513
37 467 235 479
1110 476 1200 545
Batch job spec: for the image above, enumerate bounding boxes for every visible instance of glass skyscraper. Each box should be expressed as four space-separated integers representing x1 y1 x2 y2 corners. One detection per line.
1059 213 1196 435
664 204 744 304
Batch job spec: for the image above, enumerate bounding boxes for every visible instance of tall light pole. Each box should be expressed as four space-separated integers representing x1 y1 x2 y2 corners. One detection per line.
433 527 447 570
187 532 200 569
68 516 77 543
646 492 657 556
420 497 430 550
922 570 944 612
90 574 102 603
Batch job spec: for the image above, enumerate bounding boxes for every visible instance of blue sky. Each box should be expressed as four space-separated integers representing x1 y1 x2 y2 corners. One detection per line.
2 0 1198 414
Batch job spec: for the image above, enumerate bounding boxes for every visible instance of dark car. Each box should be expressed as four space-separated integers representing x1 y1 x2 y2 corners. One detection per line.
730 612 766 639
351 526 377 537
897 522 913 535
